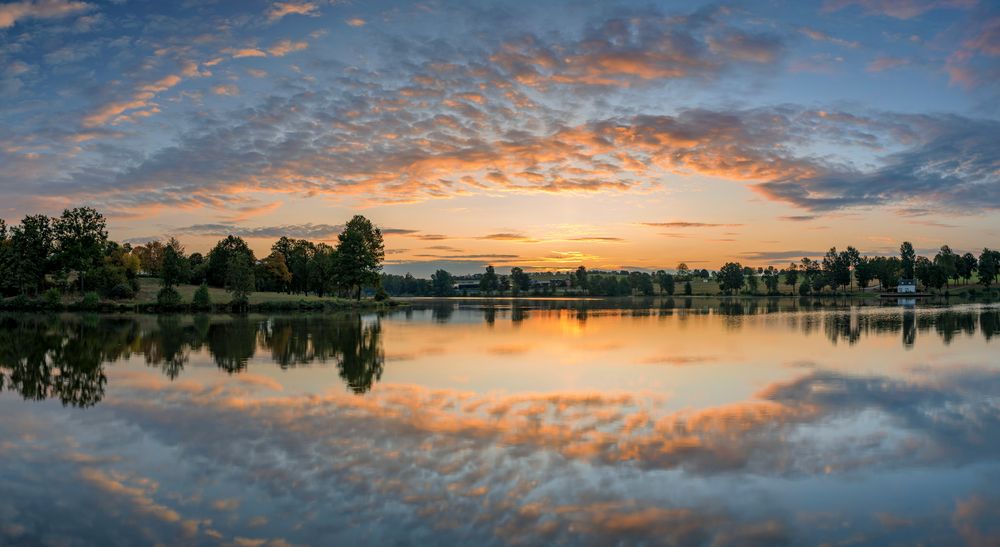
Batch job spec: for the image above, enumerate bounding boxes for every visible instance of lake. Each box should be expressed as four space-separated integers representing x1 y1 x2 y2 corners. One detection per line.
1 298 999 546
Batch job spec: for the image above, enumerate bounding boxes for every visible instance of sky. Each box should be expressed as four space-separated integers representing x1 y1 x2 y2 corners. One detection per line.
1 0 999 276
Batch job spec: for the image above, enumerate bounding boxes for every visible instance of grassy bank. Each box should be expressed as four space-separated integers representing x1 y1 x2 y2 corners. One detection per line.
0 278 402 313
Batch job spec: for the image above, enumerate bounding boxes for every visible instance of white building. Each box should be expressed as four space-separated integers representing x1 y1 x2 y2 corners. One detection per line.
897 279 917 293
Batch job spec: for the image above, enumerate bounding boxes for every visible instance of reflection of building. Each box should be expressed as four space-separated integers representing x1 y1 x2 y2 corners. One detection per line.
897 279 917 293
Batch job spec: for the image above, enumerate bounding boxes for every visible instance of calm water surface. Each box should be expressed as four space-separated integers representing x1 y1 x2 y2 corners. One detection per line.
1 298 999 546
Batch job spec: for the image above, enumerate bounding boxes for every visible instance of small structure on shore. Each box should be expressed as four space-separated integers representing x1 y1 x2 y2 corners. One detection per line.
897 279 917 293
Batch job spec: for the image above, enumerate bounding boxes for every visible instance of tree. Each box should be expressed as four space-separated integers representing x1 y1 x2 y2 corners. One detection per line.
655 270 675 295
873 256 901 290
979 249 999 287
784 263 799 293
676 262 690 279
480 265 499 295
628 271 654 296
822 247 851 292
684 280 693 295
431 269 455 296
256 251 292 292
226 254 255 309
11 215 54 295
207 236 255 288
309 243 339 297
763 267 780 295
900 241 916 279
335 215 384 300
574 266 589 292
746 272 759 294
53 207 108 292
161 244 184 289
934 245 958 286
958 252 978 285
132 240 165 276
510 267 531 295
717 262 744 294
854 257 876 289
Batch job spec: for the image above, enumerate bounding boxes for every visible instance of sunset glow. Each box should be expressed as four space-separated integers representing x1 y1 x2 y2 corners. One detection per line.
2 0 999 274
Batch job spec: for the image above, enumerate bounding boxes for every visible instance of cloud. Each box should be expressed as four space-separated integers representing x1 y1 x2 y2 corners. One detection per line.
267 40 308 57
777 215 816 222
867 56 910 72
490 7 784 88
345 17 365 27
477 233 538 242
799 27 861 48
211 84 239 96
0 0 92 29
739 250 825 261
266 1 318 22
641 222 742 228
822 0 976 19
175 223 344 240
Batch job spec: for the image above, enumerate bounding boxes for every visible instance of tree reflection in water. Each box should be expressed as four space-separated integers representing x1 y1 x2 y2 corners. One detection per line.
0 313 386 405
1 302 997 406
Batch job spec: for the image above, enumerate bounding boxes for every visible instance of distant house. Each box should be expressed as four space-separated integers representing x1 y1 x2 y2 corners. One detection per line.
897 279 917 293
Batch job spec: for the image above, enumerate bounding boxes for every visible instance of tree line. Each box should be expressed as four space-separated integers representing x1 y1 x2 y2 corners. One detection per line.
0 208 386 307
381 242 1000 298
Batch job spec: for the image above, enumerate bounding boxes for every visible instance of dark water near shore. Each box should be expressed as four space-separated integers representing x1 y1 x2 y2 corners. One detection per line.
1 298 999 546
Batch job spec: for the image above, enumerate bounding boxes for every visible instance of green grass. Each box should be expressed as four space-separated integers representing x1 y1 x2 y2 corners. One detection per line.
133 278 363 305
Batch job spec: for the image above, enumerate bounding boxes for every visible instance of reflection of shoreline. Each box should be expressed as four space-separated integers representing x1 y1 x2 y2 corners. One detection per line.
1 304 997 406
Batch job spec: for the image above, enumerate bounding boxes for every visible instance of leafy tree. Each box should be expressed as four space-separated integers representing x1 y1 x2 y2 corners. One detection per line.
53 207 108 292
784 263 798 292
226 254 255 309
979 249 999 287
655 270 675 295
716 262 744 294
822 247 851 292
256 251 292 292
480 265 499 295
574 266 589 292
132 240 165 276
11 214 54 295
746 272 759 294
958 252 978 285
192 283 212 310
873 256 901 290
934 245 958 286
628 271 654 296
676 262 690 279
207 236 255 288
854 257 876 289
684 280 693 295
335 215 384 300
431 269 455 296
763 267 780 295
161 244 185 289
309 244 339 297
900 241 916 279
510 267 531 295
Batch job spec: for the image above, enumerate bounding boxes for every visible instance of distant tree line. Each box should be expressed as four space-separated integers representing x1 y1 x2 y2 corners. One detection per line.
380 243 999 298
0 209 386 306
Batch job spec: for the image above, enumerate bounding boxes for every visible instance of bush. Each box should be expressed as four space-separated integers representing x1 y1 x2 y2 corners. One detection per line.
192 283 211 310
108 283 136 300
44 288 63 308
79 292 100 310
374 286 389 301
157 287 183 309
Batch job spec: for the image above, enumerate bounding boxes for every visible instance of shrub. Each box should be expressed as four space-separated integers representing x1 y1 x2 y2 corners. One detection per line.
157 287 183 309
44 288 63 308
192 283 211 310
374 287 389 301
108 283 136 300
79 292 100 310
